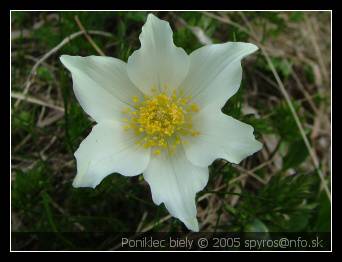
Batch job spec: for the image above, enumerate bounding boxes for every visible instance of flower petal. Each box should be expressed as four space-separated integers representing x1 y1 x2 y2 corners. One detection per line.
180 42 258 111
73 121 151 188
60 55 143 122
143 148 208 231
183 107 262 167
127 14 190 95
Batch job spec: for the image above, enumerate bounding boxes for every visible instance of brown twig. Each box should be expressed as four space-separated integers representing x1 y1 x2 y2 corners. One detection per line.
74 16 106 56
11 91 65 112
232 165 267 185
304 14 329 84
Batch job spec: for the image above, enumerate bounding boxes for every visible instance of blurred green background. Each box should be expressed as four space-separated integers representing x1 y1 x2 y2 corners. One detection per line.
11 11 331 250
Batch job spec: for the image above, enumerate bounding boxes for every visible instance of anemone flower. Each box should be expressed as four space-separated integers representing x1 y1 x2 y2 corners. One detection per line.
60 13 262 231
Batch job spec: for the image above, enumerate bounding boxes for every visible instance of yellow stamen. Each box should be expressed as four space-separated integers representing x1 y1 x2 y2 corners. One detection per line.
189 103 199 112
132 96 140 103
153 149 161 155
122 87 200 154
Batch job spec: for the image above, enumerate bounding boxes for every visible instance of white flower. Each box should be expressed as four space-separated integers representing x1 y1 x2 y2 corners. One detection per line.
60 13 262 232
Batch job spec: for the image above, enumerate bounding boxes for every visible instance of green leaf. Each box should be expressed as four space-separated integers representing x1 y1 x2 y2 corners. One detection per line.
283 139 309 170
270 101 304 142
285 210 311 231
244 218 269 232
312 193 331 232
243 116 274 135
270 58 292 79
304 64 316 84
37 66 53 82
289 12 305 22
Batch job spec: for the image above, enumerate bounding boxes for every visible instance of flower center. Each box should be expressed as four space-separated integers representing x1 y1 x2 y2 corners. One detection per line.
122 88 200 155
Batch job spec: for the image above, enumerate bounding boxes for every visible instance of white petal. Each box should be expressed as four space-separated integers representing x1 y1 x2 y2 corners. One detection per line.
180 42 258 111
60 55 143 122
183 107 262 167
127 14 190 95
143 148 208 231
73 121 150 188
